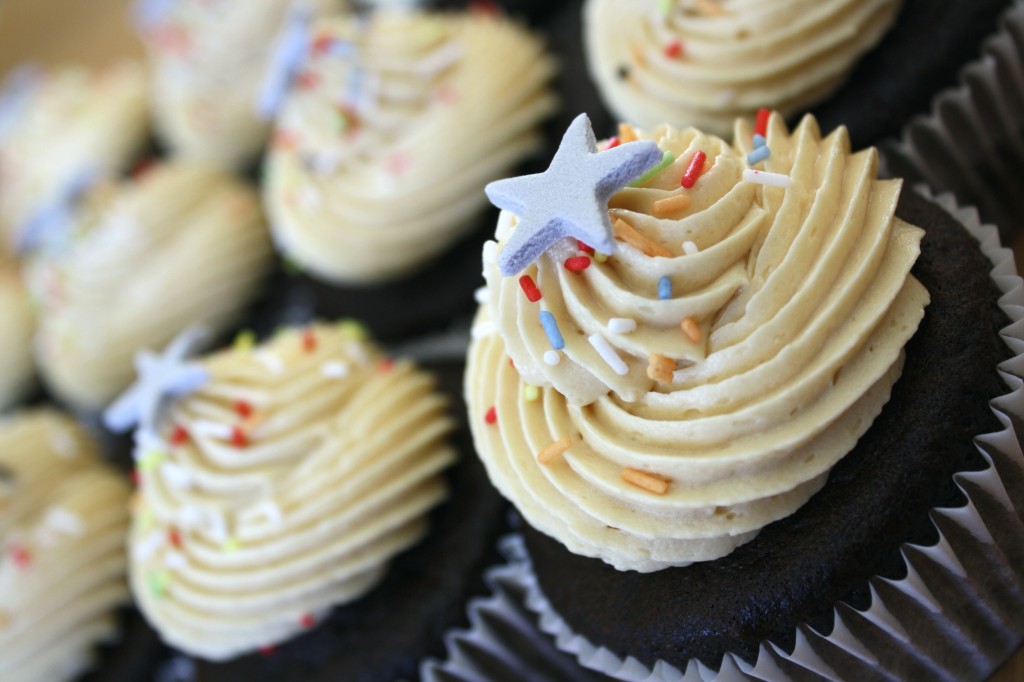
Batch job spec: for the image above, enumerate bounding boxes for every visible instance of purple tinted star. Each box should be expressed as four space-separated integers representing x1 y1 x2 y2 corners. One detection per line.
485 113 662 277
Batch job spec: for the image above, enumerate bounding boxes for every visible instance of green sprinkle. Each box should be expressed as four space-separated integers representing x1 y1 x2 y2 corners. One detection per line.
523 385 540 402
630 150 676 187
282 256 304 276
657 0 672 15
594 252 609 264
337 318 369 341
234 329 257 351
138 450 165 473
148 570 170 599
335 111 348 134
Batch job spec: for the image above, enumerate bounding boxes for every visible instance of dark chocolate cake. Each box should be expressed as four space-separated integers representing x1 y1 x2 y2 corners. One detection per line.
522 188 1012 670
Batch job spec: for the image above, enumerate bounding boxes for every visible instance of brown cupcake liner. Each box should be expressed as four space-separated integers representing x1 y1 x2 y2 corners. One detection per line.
882 0 1024 239
426 188 1024 682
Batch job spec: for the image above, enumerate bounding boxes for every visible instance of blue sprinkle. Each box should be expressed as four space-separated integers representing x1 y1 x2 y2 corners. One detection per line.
658 276 672 300
752 134 767 149
539 311 565 350
747 145 771 166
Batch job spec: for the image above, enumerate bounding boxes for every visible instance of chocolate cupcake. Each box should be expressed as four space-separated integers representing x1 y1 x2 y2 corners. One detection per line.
463 112 1024 678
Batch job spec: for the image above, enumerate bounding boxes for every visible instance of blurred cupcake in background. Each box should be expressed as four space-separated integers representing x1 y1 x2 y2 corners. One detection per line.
26 161 273 412
0 61 149 255
0 259 34 412
137 0 347 170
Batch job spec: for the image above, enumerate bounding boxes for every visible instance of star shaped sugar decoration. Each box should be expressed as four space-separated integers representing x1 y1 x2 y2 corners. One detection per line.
15 165 98 255
485 113 663 277
104 326 212 438
256 2 314 120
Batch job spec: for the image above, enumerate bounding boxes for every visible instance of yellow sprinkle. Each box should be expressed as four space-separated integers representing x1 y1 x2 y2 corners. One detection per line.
138 451 165 473
652 193 692 217
595 252 609 263
618 123 638 144
337 318 369 341
234 329 257 351
222 538 241 553
680 317 703 344
537 436 573 464
523 385 540 402
621 468 671 495
647 354 675 383
613 218 672 258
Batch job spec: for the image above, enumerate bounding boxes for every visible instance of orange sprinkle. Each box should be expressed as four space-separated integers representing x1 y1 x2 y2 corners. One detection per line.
618 123 638 144
537 436 573 464
647 354 676 383
168 527 183 549
613 218 672 258
652 193 692 217
621 468 671 495
302 329 317 352
235 401 253 419
630 43 646 67
680 317 702 344
377 357 395 373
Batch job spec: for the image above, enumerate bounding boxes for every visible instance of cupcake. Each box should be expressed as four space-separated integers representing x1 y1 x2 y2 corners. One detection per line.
138 0 346 170
0 260 34 412
0 410 132 682
104 322 490 675
261 8 555 336
27 161 273 412
0 61 149 254
583 0 902 138
465 112 1022 676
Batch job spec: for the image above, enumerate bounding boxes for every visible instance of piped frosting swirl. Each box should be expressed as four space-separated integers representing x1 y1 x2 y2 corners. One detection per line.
467 114 929 571
264 10 557 283
584 0 902 137
0 410 130 682
129 323 455 660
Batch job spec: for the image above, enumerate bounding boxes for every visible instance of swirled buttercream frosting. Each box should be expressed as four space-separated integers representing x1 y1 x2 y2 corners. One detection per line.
128 323 455 660
0 410 131 682
0 61 148 253
467 113 929 571
264 10 557 283
142 0 345 169
0 261 34 411
27 161 273 410
584 0 902 137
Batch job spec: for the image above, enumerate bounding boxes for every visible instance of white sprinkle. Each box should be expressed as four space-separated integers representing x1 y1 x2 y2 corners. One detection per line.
471 320 498 339
48 428 77 460
34 527 58 547
44 507 84 536
297 184 321 211
254 351 285 374
742 168 791 188
482 240 498 266
544 350 561 366
133 532 165 562
474 287 489 304
252 500 283 527
716 88 737 105
345 340 370 365
682 240 700 255
321 361 350 379
588 334 629 376
160 461 194 491
164 550 187 571
203 510 228 545
607 318 637 334
190 420 233 440
178 506 204 529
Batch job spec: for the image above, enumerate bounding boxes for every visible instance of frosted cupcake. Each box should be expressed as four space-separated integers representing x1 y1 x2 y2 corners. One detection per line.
464 112 1023 675
138 0 346 170
27 161 273 411
106 323 456 661
0 62 148 254
0 261 34 412
264 9 556 284
0 410 131 682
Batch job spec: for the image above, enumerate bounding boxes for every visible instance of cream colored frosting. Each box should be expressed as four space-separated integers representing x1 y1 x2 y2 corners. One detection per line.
0 410 131 682
467 114 929 572
129 323 455 660
584 0 902 137
27 161 273 411
264 10 557 283
144 0 345 169
0 262 34 411
0 61 149 254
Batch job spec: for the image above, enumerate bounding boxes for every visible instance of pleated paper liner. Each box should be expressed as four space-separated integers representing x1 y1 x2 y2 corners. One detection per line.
882 1 1024 242
422 188 1024 682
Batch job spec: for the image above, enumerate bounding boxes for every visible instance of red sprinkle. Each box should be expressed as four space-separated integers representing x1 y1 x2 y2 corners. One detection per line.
295 71 320 89
754 107 771 137
377 358 395 373
681 150 707 189
10 545 31 570
312 34 334 55
168 528 183 549
259 645 276 657
300 613 316 628
484 406 498 425
519 275 542 302
603 136 621 152
564 256 592 272
169 425 189 446
131 158 158 180
578 240 595 254
272 130 298 150
231 426 248 448
469 0 500 15
235 401 253 419
131 470 142 487
664 40 684 59
508 358 515 368
302 329 317 352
